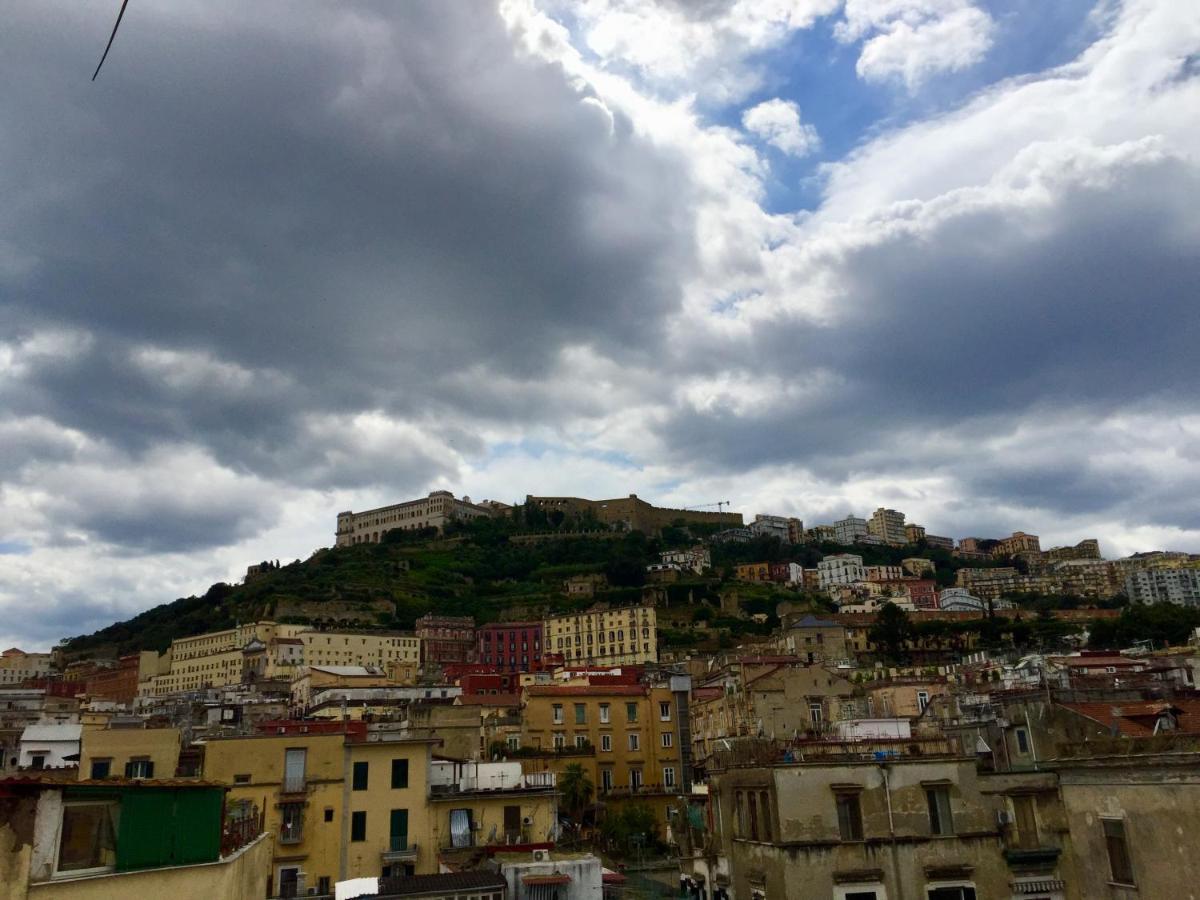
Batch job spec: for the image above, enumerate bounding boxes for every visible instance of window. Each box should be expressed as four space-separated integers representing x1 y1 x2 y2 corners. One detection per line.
599 703 610 723
628 733 640 751
575 735 588 749
601 734 612 752
926 787 953 835
391 758 409 789
552 704 564 724
553 734 565 749
630 768 643 790
1103 818 1135 885
748 791 759 840
601 768 614 791
352 761 369 791
662 732 673 748
836 792 863 841
124 758 154 779
1015 728 1030 755
284 748 306 793
626 702 639 723
809 703 823 726
324 807 334 823
89 759 111 779
57 802 118 874
280 802 304 844
926 888 976 900
839 890 882 900
663 766 676 788
575 703 587 725
659 701 672 721
350 811 367 842
1011 795 1038 849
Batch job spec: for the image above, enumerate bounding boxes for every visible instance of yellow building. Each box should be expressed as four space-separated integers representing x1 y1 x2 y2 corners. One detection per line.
520 682 684 823
544 606 658 667
734 563 771 583
426 759 558 855
342 735 440 880
201 728 350 895
79 725 181 781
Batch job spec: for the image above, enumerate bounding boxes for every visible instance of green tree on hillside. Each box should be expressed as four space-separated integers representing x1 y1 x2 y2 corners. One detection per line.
869 603 913 662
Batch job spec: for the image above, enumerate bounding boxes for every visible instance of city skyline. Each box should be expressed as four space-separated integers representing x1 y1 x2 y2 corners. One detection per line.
2 0 1199 649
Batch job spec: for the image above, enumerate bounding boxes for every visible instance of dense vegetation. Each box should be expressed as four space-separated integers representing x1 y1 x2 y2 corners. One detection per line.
58 502 1166 660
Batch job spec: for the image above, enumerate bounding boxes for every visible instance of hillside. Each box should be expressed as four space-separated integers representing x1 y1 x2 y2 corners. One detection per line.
56 514 1019 660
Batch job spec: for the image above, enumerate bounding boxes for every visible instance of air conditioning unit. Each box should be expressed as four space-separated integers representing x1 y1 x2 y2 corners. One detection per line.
997 810 1013 827
532 849 550 862
523 816 534 826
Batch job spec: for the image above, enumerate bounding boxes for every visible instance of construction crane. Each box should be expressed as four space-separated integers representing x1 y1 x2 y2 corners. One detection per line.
683 501 732 515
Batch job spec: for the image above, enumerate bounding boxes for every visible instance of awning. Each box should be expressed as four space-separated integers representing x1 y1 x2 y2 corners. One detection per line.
602 869 627 884
1012 880 1065 894
523 875 571 886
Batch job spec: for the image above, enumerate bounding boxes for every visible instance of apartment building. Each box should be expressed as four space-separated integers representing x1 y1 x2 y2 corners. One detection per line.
336 491 498 546
1126 567 1200 606
543 606 657 667
519 681 685 823
145 622 421 696
832 516 868 546
80 724 181 780
749 515 802 543
904 523 926 544
817 554 865 590
0 648 53 686
924 533 956 551
867 507 906 545
994 530 1042 559
416 615 477 667
300 632 422 670
476 622 543 672
660 546 711 575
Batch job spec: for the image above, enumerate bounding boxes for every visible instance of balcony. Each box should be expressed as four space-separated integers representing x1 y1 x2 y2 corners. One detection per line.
382 835 419 862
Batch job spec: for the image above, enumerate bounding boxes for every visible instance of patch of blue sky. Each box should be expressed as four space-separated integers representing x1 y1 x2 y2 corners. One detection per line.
0 541 32 555
717 0 1101 215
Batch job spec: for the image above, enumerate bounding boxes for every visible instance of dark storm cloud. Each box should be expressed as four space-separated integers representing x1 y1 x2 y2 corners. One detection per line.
0 0 693 472
653 147 1200 514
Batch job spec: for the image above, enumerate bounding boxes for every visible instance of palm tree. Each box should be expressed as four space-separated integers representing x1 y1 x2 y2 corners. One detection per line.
559 763 594 842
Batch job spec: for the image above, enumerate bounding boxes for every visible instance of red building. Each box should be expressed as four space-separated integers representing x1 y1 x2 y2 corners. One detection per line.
416 614 476 667
458 672 517 695
476 622 543 673
84 654 142 705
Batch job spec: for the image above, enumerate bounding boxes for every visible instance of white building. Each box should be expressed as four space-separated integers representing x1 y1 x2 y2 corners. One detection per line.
832 516 868 545
938 588 1014 612
18 723 82 770
499 850 603 900
660 546 711 574
1126 568 1200 606
818 554 865 590
750 515 800 543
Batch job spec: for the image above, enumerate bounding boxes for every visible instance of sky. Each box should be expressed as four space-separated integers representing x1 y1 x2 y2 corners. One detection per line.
1 0 1199 650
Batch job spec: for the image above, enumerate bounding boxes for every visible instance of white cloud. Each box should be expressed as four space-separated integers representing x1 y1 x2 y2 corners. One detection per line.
742 98 820 156
835 0 995 89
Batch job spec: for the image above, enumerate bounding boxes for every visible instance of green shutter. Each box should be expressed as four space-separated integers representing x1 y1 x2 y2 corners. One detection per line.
390 809 408 839
391 758 409 789
171 788 222 865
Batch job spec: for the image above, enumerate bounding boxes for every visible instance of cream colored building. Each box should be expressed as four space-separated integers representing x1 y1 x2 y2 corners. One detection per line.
544 606 657 667
336 491 498 545
145 622 420 696
0 649 53 686
300 632 421 669
867 507 906 545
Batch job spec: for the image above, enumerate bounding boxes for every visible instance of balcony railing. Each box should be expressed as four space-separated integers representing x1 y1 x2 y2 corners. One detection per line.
221 805 265 857
382 835 419 861
279 822 304 844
